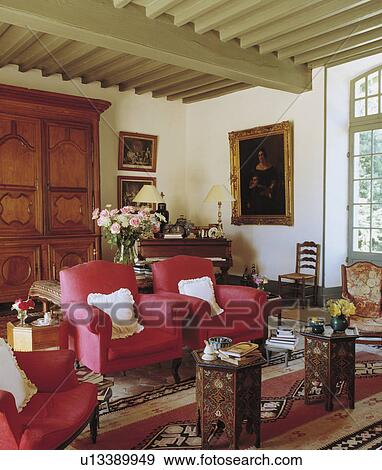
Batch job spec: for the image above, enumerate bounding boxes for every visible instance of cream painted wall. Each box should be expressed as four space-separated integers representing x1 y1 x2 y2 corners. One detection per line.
0 65 186 259
325 52 382 287
184 71 325 279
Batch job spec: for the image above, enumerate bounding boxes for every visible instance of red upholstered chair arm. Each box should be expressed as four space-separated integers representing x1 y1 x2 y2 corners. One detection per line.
15 350 78 393
215 285 267 307
0 391 24 449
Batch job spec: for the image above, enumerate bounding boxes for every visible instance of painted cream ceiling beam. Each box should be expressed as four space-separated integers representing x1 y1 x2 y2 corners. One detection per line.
133 69 201 94
278 13 382 60
118 64 182 91
146 0 185 19
153 74 223 98
113 0 133 7
294 26 382 64
240 0 367 49
41 42 96 76
183 83 252 104
101 59 163 87
82 56 139 84
259 0 382 54
17 35 70 72
220 0 321 43
308 37 382 68
0 0 310 93
172 0 229 27
166 78 234 100
193 0 264 35
0 22 10 36
62 49 119 79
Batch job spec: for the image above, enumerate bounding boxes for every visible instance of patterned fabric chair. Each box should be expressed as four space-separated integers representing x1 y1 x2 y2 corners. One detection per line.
341 262 382 343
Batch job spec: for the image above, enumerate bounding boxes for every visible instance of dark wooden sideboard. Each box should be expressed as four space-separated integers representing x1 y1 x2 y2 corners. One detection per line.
137 238 232 280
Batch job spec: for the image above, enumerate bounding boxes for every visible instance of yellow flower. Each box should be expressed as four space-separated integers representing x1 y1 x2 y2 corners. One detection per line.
328 303 341 317
326 298 356 317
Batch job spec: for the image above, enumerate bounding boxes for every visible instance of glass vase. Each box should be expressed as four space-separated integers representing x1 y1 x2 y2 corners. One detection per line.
114 242 137 265
18 311 27 327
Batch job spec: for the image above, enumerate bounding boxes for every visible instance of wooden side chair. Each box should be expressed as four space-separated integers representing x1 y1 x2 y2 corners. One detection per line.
278 241 321 306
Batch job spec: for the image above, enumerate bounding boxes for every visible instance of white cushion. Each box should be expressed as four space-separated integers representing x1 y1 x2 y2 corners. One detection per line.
0 338 37 412
87 288 144 340
178 276 223 317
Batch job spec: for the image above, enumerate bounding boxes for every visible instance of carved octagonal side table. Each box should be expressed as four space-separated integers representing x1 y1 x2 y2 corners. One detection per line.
301 326 359 412
192 350 266 450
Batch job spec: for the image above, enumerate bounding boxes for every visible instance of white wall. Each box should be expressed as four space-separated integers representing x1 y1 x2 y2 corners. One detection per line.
184 72 325 280
325 52 382 287
0 65 187 259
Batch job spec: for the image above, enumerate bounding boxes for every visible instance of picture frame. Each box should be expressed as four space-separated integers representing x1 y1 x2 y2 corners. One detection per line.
229 120 293 226
118 131 158 172
117 175 157 210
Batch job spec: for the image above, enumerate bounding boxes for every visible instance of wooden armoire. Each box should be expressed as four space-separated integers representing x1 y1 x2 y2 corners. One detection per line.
0 84 111 303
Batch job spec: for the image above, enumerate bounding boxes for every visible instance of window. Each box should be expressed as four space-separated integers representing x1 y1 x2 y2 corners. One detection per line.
349 66 382 262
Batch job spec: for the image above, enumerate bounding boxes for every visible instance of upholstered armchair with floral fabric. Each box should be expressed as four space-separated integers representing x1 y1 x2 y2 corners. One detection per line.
341 262 382 340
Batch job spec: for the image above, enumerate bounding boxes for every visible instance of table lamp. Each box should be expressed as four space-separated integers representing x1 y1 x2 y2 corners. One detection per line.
133 185 164 205
203 184 235 237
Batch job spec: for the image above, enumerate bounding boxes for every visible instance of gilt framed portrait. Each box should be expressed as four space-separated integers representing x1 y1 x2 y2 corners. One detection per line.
118 132 157 172
229 121 293 226
117 176 157 210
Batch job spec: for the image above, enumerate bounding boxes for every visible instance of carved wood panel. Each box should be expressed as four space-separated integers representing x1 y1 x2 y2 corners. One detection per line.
0 114 42 235
0 246 41 302
48 239 95 281
49 192 89 232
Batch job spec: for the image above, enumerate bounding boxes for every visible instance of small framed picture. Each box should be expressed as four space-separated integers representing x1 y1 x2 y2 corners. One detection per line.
118 131 157 172
117 176 157 209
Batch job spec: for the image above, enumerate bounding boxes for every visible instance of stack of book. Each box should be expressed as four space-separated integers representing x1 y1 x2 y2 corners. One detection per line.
133 261 152 275
217 341 260 365
265 327 297 350
164 233 183 239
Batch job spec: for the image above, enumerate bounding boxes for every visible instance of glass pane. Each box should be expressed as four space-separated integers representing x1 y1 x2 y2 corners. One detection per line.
355 77 366 98
355 99 365 117
367 96 379 115
354 155 371 178
373 154 382 178
372 204 382 227
372 229 382 253
354 180 371 203
373 180 382 203
354 130 372 155
373 129 382 153
353 204 370 227
367 71 379 96
353 228 370 252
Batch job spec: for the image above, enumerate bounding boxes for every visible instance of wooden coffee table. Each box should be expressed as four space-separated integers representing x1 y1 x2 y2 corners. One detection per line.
7 319 66 351
193 349 266 449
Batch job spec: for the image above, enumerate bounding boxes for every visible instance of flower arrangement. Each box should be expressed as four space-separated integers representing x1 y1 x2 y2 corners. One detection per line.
326 298 356 318
12 298 35 325
92 204 165 264
252 273 269 290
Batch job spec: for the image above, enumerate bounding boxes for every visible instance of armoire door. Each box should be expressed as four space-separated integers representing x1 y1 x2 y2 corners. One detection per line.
48 239 96 281
0 245 41 302
0 114 43 236
45 121 93 235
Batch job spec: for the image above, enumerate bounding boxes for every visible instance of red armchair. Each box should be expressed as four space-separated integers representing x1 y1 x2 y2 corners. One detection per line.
0 349 97 450
60 260 183 380
152 255 268 349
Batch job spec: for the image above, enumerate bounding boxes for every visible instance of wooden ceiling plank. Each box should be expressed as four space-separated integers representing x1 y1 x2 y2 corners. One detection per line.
194 0 264 34
278 13 382 60
0 29 42 67
220 0 321 43
182 83 253 103
146 0 184 19
240 0 367 48
17 34 69 71
166 78 234 100
0 0 310 93
133 69 201 94
81 55 140 84
259 0 382 54
308 38 382 68
62 49 120 80
41 42 97 77
101 59 162 87
294 26 382 64
113 0 134 8
0 22 10 37
173 0 229 27
118 64 182 90
153 74 223 97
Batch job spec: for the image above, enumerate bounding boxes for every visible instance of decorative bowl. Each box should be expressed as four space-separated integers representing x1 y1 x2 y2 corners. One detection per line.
208 336 232 351
307 317 326 334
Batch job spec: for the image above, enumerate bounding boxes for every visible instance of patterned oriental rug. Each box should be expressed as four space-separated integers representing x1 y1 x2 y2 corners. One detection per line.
72 351 382 451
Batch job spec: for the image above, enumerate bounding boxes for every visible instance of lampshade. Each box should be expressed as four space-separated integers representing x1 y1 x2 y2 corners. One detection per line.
133 185 164 203
203 184 235 203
